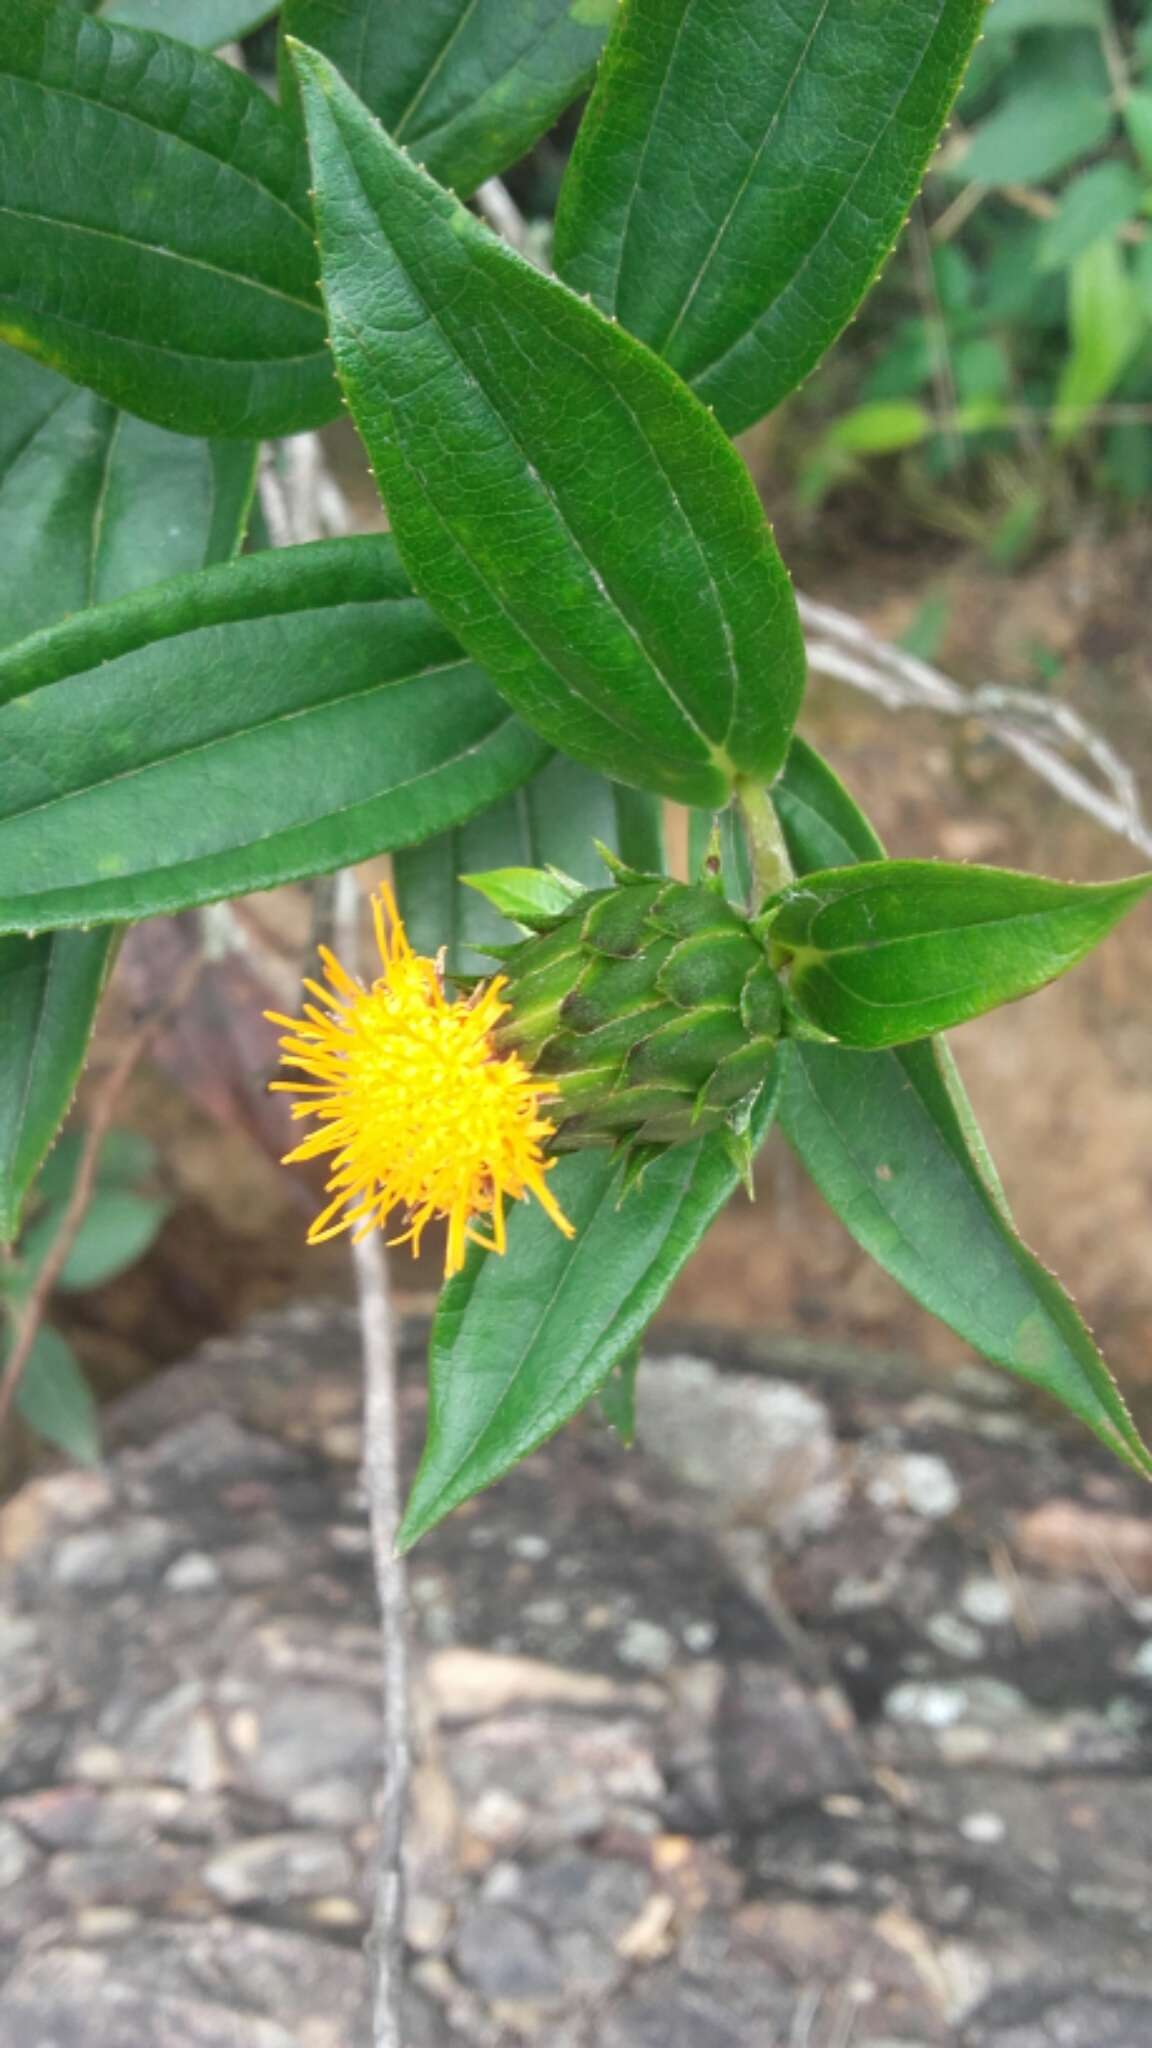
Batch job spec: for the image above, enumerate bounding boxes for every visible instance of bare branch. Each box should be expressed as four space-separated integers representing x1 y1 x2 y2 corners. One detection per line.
259 433 353 548
333 871 410 2048
797 593 1152 862
474 176 529 250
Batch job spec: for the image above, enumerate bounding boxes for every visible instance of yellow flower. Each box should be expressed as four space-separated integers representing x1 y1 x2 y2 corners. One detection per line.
267 886 574 1276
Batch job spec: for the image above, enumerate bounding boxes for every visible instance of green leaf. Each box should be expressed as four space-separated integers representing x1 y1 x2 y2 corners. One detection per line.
598 1342 640 1444
21 1189 170 1291
983 0 1104 32
959 80 1113 185
1055 240 1147 437
827 402 933 455
292 43 806 808
12 1327 101 1464
396 757 665 976
769 858 1151 1049
1124 88 1152 174
0 338 254 1244
462 867 587 928
0 344 257 651
0 931 114 1243
34 1129 158 1213
280 0 616 195
1035 162 1145 273
0 5 337 438
552 0 985 432
398 1074 781 1547
98 0 278 44
0 536 549 933
774 737 1152 1481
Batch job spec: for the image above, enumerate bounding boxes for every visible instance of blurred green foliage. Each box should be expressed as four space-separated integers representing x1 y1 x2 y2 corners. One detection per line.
800 0 1152 547
0 1132 170 1463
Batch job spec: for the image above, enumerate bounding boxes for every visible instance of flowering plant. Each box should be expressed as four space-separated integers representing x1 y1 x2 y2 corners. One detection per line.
1 0 1149 1541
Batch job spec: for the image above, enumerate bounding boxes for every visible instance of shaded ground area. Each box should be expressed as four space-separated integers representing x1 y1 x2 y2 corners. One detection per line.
2 1305 1151 2045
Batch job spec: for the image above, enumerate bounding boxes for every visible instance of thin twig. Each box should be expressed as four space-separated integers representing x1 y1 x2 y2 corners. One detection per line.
796 593 1152 861
333 870 410 2048
259 433 353 548
474 176 529 250
0 949 205 1440
910 202 964 472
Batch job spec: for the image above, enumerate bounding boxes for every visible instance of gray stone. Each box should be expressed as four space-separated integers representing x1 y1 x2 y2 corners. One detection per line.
0 1818 34 1888
163 1551 222 1593
47 1844 198 1910
863 1451 960 1520
51 1518 179 1592
135 1413 294 1481
454 1902 564 2003
717 1663 863 1824
601 1986 748 2048
617 1619 676 1674
235 1685 380 1802
639 1356 844 1537
0 1949 297 2048
987 1997 1152 2047
204 1832 357 1907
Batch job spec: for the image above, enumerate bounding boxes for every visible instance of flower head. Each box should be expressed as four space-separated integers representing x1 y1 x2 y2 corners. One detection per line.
267 886 573 1276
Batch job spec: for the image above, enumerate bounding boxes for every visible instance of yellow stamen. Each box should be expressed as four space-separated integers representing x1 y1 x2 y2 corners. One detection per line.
267 885 574 1276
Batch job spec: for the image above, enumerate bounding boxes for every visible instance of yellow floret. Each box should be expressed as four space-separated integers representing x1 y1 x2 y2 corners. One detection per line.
267 885 573 1276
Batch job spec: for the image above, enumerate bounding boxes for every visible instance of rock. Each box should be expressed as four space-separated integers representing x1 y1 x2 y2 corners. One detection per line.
94 1682 225 1793
0 1818 34 1888
617 1619 677 1674
988 1995 1152 2046
46 1843 201 1911
862 1451 961 1521
958 1575 1015 1627
2 1304 1151 2045
163 1551 222 1593
1013 1500 1152 1590
51 1518 179 1592
447 1710 665 1851
453 1901 564 2004
204 1833 358 1908
0 1949 297 2048
134 1413 294 1482
638 1356 844 1537
423 1649 650 1720
234 1685 380 1803
716 1663 863 1824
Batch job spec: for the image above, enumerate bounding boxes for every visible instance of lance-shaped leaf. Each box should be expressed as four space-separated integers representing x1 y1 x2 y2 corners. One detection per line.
399 1073 780 1547
554 0 985 432
0 536 549 934
0 343 256 651
280 0 616 196
769 857 1151 1049
0 931 113 1243
98 0 279 44
773 737 1152 1480
292 43 806 808
0 5 337 438
0 343 255 1241
395 757 664 976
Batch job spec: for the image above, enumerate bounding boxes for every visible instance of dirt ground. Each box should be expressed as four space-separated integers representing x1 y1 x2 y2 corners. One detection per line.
52 472 1152 1433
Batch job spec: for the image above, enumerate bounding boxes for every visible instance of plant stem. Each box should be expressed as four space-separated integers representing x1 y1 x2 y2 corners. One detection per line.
736 780 793 911
333 871 410 2048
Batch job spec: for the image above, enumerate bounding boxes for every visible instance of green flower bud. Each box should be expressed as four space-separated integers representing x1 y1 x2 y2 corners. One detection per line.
481 871 783 1156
